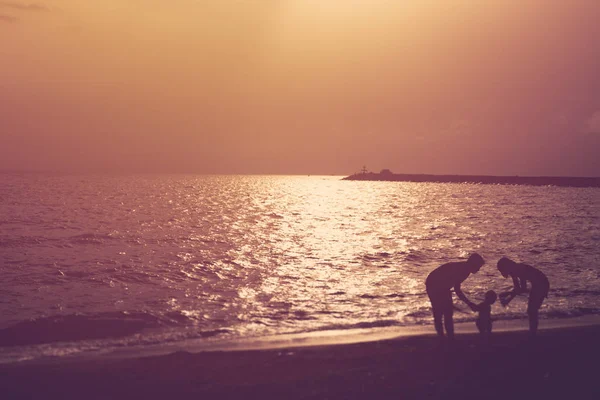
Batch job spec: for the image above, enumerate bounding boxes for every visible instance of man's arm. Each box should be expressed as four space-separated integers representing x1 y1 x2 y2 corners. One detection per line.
454 283 477 311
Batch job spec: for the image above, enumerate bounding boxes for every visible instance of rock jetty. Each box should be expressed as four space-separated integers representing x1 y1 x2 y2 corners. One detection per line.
343 171 600 188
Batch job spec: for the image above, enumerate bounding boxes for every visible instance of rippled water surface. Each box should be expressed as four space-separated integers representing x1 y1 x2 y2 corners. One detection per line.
1 174 599 361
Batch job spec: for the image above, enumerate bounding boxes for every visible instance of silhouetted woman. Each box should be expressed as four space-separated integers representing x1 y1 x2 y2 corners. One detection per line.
497 257 549 336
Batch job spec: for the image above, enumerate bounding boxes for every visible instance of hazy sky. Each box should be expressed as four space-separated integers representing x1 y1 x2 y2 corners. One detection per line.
2 0 600 175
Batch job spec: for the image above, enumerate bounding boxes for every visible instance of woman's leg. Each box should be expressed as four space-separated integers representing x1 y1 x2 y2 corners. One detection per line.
527 288 546 336
528 307 539 335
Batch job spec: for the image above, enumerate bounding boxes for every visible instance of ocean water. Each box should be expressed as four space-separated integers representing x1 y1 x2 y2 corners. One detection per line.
1 174 599 362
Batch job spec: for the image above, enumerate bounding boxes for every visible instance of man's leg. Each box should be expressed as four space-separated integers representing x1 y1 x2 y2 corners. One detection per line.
433 307 444 337
428 289 445 337
443 304 454 339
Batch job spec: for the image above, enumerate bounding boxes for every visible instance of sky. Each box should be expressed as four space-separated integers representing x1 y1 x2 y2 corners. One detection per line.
1 0 600 176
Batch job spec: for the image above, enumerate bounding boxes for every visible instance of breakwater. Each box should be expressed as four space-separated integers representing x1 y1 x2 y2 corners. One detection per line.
343 173 600 188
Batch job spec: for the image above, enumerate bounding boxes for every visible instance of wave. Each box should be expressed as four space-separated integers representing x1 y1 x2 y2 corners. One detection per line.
303 319 401 332
358 293 406 299
0 310 206 347
544 307 600 319
68 233 117 245
0 236 45 248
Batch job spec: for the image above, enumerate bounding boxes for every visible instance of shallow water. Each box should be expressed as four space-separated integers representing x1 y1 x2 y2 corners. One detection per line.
1 174 599 362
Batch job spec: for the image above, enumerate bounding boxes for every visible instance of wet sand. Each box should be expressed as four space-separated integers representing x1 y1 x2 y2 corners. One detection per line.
1 324 600 400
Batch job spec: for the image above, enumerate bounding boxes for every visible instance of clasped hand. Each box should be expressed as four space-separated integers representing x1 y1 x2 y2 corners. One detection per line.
499 291 514 306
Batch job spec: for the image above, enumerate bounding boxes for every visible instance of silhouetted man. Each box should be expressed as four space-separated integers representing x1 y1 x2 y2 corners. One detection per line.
425 253 485 339
497 257 549 336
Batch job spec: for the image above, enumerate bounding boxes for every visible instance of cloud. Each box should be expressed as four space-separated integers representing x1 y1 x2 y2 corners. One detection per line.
0 2 49 23
0 1 49 11
0 14 17 22
584 111 600 135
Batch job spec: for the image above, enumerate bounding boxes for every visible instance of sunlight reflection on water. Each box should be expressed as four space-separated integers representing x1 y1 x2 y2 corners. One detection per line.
1 174 600 355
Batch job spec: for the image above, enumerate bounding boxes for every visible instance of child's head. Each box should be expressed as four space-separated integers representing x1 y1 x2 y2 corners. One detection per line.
484 290 497 304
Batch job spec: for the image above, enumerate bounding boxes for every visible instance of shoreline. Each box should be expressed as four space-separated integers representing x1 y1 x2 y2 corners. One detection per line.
1 321 599 399
2 315 600 366
98 314 600 362
343 172 600 187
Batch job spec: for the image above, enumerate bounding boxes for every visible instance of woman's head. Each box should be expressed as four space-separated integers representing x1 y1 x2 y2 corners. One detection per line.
497 257 515 278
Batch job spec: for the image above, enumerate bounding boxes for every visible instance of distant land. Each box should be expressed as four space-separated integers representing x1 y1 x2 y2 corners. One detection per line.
343 170 600 188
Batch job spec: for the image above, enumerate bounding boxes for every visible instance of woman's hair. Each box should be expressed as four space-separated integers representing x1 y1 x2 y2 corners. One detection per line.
497 256 514 271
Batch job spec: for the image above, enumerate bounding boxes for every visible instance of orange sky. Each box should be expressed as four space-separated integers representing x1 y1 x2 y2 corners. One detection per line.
1 0 600 175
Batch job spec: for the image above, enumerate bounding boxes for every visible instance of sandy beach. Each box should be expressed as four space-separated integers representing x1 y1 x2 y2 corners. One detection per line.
1 322 599 400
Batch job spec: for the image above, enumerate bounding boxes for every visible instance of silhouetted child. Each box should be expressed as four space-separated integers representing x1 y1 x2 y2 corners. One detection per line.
474 290 497 337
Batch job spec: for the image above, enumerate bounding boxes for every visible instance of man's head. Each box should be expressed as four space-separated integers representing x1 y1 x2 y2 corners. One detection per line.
497 257 515 278
467 253 485 273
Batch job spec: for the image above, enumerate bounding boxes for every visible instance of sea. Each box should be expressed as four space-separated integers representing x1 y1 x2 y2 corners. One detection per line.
1 174 599 363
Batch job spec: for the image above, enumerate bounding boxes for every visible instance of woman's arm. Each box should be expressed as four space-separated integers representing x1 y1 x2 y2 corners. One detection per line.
499 291 517 306
500 273 523 306
512 274 521 291
519 277 528 292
